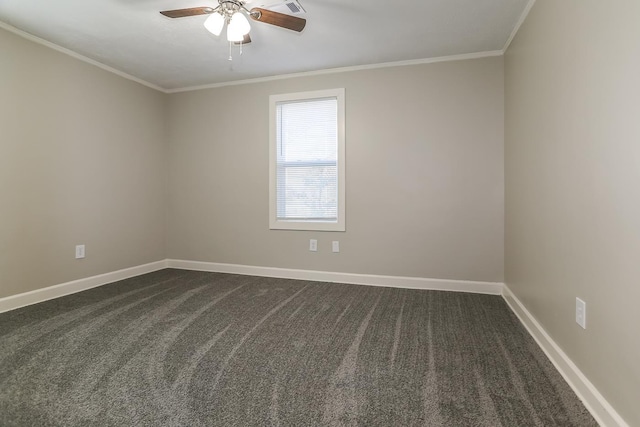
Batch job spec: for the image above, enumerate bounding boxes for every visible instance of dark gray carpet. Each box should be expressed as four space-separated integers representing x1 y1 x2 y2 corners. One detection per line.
0 269 596 426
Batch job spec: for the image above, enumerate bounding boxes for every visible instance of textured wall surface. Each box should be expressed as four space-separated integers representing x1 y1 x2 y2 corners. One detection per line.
505 1 640 425
0 28 167 298
167 57 505 283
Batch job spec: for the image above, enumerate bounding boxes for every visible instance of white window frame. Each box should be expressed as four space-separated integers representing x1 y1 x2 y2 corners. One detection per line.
269 88 346 231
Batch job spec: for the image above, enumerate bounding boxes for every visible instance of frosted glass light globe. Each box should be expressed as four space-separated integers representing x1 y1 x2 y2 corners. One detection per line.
204 12 224 36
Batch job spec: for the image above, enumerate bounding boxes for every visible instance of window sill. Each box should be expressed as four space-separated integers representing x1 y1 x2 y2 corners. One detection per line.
269 219 345 232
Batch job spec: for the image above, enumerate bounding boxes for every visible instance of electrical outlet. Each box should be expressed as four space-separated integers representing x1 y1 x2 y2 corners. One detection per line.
75 244 85 259
332 241 340 253
309 239 317 252
576 297 586 329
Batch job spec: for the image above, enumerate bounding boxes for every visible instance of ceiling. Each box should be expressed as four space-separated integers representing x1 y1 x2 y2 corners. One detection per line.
0 0 531 91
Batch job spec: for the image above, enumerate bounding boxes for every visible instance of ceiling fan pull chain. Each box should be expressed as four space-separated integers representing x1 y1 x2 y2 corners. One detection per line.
228 42 233 61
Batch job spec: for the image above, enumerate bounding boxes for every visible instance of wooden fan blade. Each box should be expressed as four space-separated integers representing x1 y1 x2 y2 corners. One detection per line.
234 34 252 45
160 7 214 18
249 7 306 32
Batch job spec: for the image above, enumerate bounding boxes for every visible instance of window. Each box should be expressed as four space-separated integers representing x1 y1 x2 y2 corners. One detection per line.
269 88 345 231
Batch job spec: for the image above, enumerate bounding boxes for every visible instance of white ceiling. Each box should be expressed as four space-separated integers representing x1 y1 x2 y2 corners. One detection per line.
0 0 531 91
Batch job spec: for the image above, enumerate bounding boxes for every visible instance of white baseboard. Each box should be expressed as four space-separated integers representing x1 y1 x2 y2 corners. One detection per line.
166 259 504 295
502 285 629 427
0 259 503 315
0 259 626 425
0 260 168 314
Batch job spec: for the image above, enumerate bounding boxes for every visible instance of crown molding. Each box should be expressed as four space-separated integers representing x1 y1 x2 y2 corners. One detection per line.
502 0 537 53
0 21 167 93
167 50 504 93
4 4 532 95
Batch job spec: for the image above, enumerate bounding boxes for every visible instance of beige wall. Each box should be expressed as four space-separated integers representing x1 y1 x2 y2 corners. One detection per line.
167 57 504 282
1 28 504 297
0 28 167 299
505 1 640 425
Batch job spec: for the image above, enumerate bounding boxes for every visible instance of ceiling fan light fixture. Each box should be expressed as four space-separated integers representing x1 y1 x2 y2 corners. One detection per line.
226 24 244 42
229 11 251 35
160 1 307 49
203 12 224 36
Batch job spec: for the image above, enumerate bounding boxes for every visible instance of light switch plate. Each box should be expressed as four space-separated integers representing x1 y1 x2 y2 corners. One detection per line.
576 297 586 329
75 244 85 259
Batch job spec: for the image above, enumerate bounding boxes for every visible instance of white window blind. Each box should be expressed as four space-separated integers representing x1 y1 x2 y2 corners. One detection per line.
276 97 338 221
269 88 345 231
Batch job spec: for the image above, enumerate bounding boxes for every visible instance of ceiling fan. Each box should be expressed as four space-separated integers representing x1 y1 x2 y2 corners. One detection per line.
160 0 306 45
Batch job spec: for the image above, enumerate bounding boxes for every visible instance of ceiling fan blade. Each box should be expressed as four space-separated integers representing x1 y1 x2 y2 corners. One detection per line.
160 7 214 18
234 34 252 45
249 7 306 32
